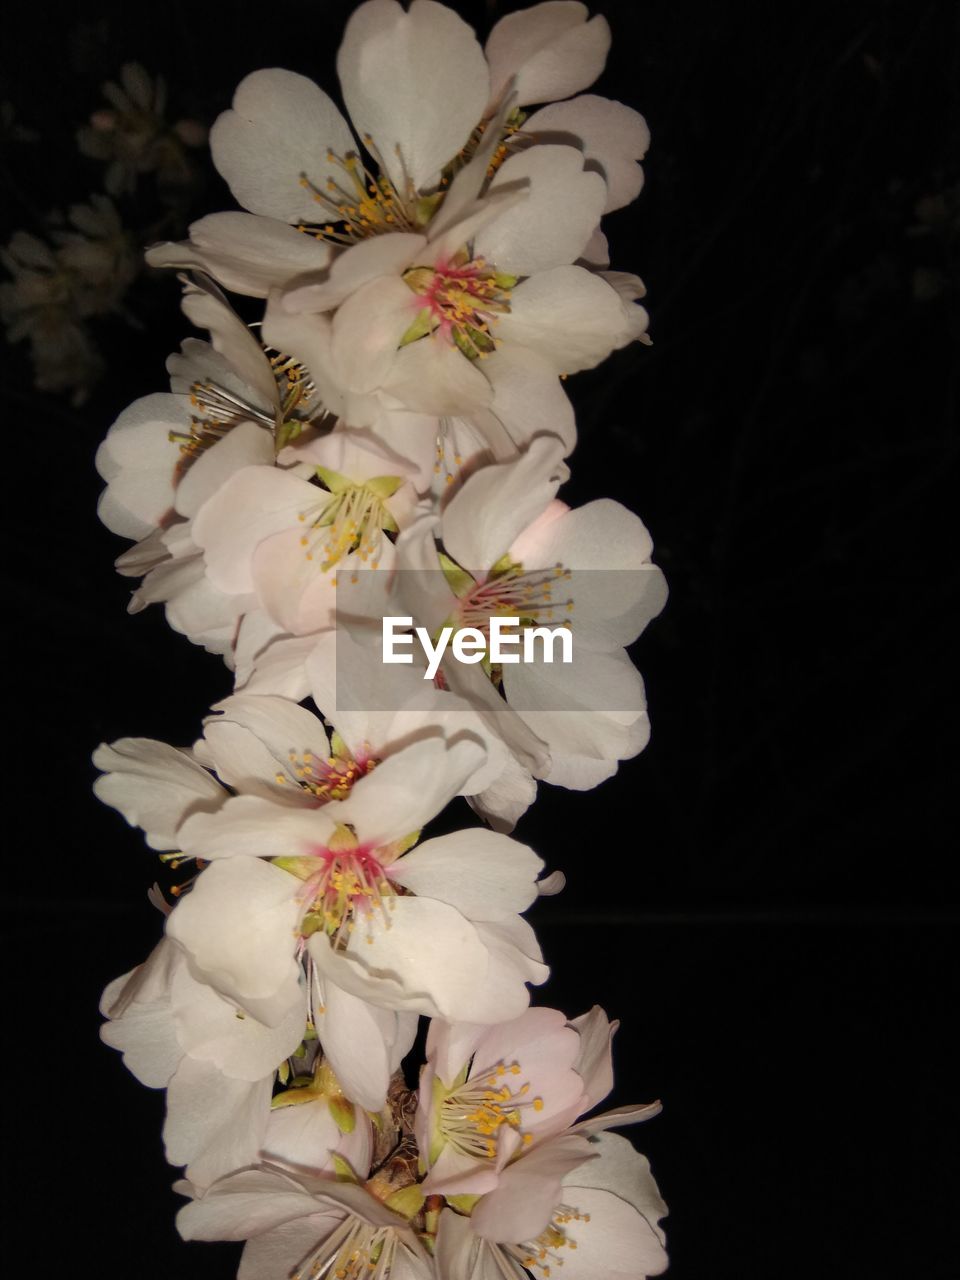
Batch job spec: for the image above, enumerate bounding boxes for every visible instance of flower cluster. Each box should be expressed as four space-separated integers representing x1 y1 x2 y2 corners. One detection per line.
1 63 206 404
95 4 668 1276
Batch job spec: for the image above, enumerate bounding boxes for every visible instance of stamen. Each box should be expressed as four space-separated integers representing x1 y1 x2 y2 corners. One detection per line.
439 1057 544 1160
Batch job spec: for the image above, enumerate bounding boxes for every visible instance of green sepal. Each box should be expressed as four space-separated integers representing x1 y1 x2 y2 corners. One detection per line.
299 912 326 938
332 1154 360 1183
385 1185 425 1221
314 464 352 495
438 552 475 598
452 326 479 360
465 324 495 355
329 1094 356 1134
399 307 435 347
447 1193 480 1214
365 474 404 501
271 1085 322 1110
414 193 445 227
271 855 317 881
493 272 518 290
275 419 303 452
488 553 520 580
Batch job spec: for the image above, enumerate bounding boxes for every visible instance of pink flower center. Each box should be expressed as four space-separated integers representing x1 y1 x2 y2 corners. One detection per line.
403 255 514 358
299 843 396 946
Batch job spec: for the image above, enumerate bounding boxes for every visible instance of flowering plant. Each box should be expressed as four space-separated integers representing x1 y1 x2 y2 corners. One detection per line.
94 4 669 1276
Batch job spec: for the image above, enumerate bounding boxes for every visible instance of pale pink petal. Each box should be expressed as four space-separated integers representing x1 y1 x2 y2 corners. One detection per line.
440 434 566 574
471 1132 595 1242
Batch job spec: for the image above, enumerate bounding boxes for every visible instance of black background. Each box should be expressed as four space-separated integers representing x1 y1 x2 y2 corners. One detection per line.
1 1 957 1275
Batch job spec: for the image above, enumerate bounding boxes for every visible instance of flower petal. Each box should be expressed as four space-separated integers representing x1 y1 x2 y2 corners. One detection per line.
525 94 650 213
475 145 605 275
496 266 627 374
210 69 355 223
390 828 543 921
146 212 332 298
165 857 303 1025
337 0 488 192
485 2 610 108
93 737 226 851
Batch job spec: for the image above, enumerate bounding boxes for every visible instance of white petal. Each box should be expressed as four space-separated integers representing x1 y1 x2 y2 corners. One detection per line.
335 736 486 846
283 233 424 313
568 1005 616 1109
93 737 225 851
192 467 315 594
210 69 355 223
566 1131 668 1243
165 1059 271 1188
175 419 275 521
471 1132 594 1242
525 94 650 212
497 266 627 373
310 896 498 1020
95 393 182 539
330 274 420 393
315 977 410 1112
146 212 332 298
178 793 336 861
484 344 576 455
172 960 306 1081
165 857 303 1025
475 145 605 275
441 435 566 574
485 2 610 108
382 336 493 415
179 276 279 412
337 0 488 192
177 1167 331 1240
203 695 330 796
391 829 542 921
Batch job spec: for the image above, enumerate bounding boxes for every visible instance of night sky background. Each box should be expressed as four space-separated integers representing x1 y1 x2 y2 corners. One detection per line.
1 1 957 1275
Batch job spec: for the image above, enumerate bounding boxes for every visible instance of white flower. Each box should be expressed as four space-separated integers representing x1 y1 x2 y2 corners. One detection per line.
415 1005 618 1198
170 732 549 1031
177 1165 432 1280
276 145 633 423
78 62 205 197
101 939 307 1188
192 430 421 636
435 1133 668 1280
392 434 668 795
